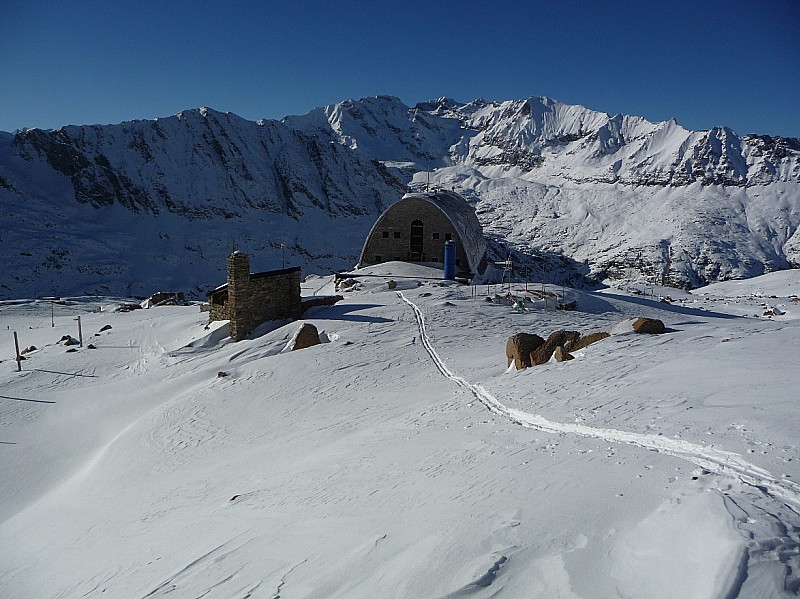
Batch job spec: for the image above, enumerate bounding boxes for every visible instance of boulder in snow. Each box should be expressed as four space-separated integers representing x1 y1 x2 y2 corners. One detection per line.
506 333 545 370
554 346 575 362
632 317 665 334
531 331 580 366
568 332 610 352
291 323 321 351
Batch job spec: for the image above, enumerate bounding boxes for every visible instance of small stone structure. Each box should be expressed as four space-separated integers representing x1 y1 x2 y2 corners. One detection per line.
208 251 301 341
145 291 186 306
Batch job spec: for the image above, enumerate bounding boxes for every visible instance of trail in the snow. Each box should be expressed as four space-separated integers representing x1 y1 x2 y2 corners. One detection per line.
396 291 800 510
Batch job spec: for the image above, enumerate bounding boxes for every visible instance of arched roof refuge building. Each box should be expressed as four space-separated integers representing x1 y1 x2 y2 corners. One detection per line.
358 190 487 277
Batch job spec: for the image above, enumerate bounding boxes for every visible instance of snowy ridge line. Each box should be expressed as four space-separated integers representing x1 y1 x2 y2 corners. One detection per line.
396 291 800 508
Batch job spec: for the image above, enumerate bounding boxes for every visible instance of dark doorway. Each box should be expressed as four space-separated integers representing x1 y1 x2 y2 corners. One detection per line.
409 220 424 260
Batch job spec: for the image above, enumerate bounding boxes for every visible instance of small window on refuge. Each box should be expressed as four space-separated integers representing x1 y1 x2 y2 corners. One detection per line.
393 231 401 238
432 232 440 240
456 259 462 266
381 231 389 238
375 255 383 262
444 233 453 241
432 256 439 262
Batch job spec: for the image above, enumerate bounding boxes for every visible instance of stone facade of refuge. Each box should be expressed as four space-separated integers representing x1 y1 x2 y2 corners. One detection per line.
358 190 487 277
208 252 301 341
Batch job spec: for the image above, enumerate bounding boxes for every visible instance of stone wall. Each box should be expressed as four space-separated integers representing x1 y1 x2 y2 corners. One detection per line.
208 291 230 321
209 252 302 341
236 267 302 339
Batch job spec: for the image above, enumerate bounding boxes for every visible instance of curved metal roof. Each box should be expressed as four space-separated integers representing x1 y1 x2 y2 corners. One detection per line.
359 190 486 274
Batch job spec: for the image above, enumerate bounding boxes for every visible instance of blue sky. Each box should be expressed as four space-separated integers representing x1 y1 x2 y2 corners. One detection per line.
2 0 798 136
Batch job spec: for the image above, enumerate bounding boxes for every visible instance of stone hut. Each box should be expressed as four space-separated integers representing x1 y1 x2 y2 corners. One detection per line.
208 251 301 341
358 190 487 277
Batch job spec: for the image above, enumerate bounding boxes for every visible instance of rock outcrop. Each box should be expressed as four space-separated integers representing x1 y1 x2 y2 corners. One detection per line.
506 333 545 370
2 95 798 298
569 331 611 351
554 346 574 362
531 331 580 366
506 329 610 370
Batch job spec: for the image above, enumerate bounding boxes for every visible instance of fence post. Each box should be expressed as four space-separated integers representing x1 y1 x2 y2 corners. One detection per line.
13 331 22 371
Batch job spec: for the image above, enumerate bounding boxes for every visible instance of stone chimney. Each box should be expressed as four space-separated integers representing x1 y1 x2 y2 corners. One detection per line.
227 251 250 340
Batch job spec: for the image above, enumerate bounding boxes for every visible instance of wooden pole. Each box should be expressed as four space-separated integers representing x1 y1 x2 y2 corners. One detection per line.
13 331 22 371
76 316 83 347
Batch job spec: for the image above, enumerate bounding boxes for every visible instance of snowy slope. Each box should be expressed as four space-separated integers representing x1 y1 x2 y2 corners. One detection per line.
1 267 798 597
286 96 800 288
1 96 799 298
0 109 406 298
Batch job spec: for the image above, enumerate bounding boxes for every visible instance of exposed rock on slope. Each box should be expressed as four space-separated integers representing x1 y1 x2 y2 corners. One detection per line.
1 96 798 298
11 108 405 218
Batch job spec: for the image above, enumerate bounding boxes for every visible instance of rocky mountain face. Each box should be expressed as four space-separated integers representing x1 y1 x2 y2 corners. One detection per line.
1 96 798 298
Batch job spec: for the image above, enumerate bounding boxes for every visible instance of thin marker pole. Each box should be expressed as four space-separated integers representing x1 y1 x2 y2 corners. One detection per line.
76 316 83 347
14 331 22 371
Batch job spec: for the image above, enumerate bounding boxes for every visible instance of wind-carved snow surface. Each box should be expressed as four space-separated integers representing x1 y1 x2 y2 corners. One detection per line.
2 265 799 597
397 291 800 509
1 96 799 298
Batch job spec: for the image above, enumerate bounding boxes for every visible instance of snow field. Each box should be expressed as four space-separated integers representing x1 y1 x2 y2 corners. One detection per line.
0 269 799 597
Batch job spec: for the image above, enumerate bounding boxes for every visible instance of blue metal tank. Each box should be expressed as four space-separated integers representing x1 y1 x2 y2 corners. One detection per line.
443 240 456 280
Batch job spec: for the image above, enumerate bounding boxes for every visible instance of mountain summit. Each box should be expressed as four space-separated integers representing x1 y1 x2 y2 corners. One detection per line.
1 96 799 297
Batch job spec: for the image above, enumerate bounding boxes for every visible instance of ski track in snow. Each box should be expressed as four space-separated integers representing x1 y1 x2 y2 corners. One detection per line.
396 291 800 510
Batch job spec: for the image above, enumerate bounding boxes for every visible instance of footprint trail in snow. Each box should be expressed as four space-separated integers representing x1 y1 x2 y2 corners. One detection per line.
397 291 800 510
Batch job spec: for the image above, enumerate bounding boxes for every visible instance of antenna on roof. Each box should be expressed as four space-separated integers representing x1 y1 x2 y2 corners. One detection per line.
231 238 237 253
426 162 430 191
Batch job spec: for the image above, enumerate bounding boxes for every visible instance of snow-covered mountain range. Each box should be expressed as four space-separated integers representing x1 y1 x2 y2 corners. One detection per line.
1 96 798 298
